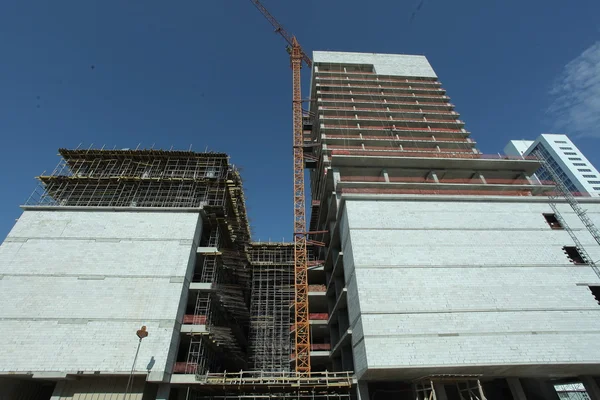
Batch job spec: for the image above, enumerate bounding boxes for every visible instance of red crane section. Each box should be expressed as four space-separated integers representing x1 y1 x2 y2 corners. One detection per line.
249 0 312 375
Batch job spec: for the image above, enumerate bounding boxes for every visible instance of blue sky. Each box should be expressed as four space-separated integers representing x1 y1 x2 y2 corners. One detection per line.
1 0 599 241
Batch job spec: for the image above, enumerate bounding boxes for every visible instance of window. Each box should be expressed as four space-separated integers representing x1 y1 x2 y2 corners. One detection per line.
594 187 600 190
578 169 592 172
543 213 563 230
564 152 577 155
554 140 567 144
589 286 600 305
583 175 597 178
588 181 600 184
573 163 587 166
569 157 582 161
563 246 586 264
559 147 573 150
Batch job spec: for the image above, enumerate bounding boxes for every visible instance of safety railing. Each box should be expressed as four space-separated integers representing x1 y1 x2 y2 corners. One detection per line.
316 75 441 85
323 125 464 133
323 116 462 124
331 149 538 160
319 98 453 107
329 145 475 153
324 134 472 143
319 91 447 99
318 83 444 91
321 106 456 114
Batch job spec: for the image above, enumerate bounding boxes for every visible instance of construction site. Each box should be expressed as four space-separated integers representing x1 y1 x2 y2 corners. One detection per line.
2 2 600 400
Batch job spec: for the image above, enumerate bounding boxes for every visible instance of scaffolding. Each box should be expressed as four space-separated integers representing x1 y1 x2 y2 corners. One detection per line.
248 243 295 372
26 149 237 209
188 371 353 400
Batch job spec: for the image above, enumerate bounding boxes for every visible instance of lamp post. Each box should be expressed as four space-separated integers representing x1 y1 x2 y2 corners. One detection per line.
125 326 149 400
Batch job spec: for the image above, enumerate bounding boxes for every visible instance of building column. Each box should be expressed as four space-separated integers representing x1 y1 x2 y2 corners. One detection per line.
156 383 170 400
357 381 369 400
427 171 439 183
433 383 449 400
581 376 600 400
381 169 389 183
50 381 66 400
507 378 527 400
521 378 560 400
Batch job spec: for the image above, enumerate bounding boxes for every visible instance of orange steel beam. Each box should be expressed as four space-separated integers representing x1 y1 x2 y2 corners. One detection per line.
249 0 312 375
291 37 311 375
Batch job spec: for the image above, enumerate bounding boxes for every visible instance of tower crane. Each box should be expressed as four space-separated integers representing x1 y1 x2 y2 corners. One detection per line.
249 0 313 375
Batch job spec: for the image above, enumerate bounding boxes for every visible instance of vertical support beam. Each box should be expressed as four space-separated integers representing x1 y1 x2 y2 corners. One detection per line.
521 379 560 400
427 171 440 183
581 376 600 400
50 381 66 400
433 383 448 400
382 169 390 183
156 383 171 400
507 378 527 400
357 382 370 400
476 172 487 184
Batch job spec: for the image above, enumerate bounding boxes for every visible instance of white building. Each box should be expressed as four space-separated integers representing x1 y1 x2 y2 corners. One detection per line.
307 51 600 400
505 134 600 197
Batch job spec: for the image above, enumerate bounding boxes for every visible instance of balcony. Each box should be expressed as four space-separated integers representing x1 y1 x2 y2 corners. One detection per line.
329 151 542 175
317 90 449 102
321 124 467 136
323 134 475 149
319 105 458 118
322 116 464 130
318 98 454 110
335 174 555 197
315 75 441 87
316 83 445 95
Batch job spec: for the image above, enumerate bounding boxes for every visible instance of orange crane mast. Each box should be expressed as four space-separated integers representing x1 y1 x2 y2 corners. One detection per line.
249 0 312 375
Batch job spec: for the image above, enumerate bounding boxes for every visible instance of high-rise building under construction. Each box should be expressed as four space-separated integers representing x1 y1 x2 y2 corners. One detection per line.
2 51 600 400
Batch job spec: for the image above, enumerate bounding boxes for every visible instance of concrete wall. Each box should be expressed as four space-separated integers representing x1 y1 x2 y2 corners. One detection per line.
340 198 600 379
313 51 437 78
0 209 201 381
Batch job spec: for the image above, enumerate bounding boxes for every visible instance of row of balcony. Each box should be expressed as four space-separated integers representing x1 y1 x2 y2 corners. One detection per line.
321 115 463 126
315 68 438 82
318 98 454 111
315 75 442 87
317 83 445 95
317 90 449 102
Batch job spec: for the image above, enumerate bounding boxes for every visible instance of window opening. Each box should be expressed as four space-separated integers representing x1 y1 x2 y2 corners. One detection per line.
589 286 600 305
563 246 586 264
543 213 563 230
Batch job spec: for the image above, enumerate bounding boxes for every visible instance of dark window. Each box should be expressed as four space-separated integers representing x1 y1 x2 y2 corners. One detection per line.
589 286 600 305
543 214 563 229
569 157 582 161
563 246 586 264
555 140 567 144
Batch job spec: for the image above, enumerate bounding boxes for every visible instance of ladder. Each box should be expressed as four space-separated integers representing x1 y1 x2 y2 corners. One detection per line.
532 149 600 278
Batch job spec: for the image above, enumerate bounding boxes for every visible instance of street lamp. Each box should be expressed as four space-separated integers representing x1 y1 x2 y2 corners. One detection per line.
125 326 149 400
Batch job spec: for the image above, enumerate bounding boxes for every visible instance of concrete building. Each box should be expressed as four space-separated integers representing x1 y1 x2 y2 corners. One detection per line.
504 134 600 197
3 52 600 400
305 51 600 399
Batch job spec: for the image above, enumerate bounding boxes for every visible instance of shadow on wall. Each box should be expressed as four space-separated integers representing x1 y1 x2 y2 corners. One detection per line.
0 377 56 400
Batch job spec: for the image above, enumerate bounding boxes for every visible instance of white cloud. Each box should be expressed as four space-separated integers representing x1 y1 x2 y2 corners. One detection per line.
548 41 600 138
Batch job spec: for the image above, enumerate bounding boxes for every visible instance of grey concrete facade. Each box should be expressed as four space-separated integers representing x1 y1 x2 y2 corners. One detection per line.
339 196 600 380
0 209 202 382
